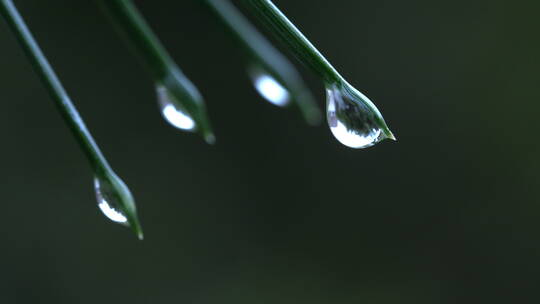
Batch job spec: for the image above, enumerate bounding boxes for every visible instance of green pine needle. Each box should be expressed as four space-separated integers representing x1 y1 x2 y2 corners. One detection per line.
101 0 215 143
0 0 143 239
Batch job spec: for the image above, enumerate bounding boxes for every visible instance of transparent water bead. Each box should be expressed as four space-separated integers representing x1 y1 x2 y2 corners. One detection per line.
94 173 143 239
326 83 394 149
249 68 290 107
94 176 128 224
156 84 196 131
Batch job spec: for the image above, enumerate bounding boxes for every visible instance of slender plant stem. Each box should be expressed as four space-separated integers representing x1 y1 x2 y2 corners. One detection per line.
241 0 343 84
204 0 321 125
100 0 214 142
100 0 173 80
1 0 144 239
0 0 111 176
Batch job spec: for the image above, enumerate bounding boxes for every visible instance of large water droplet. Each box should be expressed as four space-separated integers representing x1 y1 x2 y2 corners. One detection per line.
326 84 392 149
156 84 196 131
249 68 290 107
94 176 129 225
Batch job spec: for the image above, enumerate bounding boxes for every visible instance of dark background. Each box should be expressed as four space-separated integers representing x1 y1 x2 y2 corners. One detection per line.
0 0 539 303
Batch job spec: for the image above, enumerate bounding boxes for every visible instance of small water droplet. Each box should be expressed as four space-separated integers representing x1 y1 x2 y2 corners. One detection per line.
326 84 391 149
249 68 290 107
94 176 129 225
156 84 196 131
93 173 143 239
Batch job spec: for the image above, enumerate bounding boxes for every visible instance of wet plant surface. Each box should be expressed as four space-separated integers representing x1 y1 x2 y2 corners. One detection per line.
0 0 539 304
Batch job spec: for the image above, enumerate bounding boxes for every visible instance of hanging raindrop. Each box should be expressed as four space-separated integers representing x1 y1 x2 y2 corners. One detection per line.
94 173 143 239
95 176 128 224
156 84 196 131
249 67 290 107
326 83 394 149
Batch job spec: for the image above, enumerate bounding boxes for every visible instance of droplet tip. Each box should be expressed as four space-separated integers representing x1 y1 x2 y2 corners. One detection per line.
387 131 397 141
133 222 144 240
130 217 144 240
204 133 216 145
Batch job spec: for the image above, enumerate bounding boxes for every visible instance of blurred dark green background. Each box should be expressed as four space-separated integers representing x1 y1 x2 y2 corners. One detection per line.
1 0 539 303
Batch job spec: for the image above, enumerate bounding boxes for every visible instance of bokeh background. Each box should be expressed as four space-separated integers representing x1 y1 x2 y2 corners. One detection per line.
0 0 538 303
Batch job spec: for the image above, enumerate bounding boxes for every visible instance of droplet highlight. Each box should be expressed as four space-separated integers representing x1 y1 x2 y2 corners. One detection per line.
156 84 196 131
326 84 390 149
94 176 129 224
250 68 290 107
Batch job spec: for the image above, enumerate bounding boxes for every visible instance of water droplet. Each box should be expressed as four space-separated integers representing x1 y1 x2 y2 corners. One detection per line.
156 84 196 131
93 173 143 240
94 176 129 225
326 84 393 149
249 68 290 107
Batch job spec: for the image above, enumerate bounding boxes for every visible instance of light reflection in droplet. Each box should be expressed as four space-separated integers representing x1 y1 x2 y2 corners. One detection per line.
326 85 385 149
161 104 195 130
252 73 290 107
328 118 382 148
94 177 128 224
98 201 128 223
156 85 196 131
